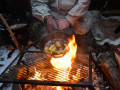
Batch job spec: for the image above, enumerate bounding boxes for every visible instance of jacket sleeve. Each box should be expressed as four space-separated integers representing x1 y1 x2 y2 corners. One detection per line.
65 0 90 25
31 0 51 20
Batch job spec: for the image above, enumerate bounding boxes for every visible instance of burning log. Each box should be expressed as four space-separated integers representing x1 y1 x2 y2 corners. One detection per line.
114 51 120 69
96 52 120 90
110 45 120 69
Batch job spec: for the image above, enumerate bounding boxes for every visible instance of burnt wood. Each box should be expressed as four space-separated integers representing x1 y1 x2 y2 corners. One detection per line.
99 52 120 90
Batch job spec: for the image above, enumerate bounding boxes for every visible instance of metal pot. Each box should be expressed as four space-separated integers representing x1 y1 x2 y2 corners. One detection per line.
38 32 72 50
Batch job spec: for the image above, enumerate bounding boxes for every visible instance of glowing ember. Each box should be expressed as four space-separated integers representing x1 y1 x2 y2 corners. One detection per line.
57 86 62 90
28 67 42 80
72 69 81 81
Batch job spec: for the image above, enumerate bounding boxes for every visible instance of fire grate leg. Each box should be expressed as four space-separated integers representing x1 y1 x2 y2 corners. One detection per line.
89 53 95 90
89 86 95 90
17 52 24 65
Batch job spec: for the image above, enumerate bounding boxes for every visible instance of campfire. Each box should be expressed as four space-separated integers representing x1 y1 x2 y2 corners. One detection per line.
22 35 84 90
50 35 77 81
0 32 92 90
0 12 120 90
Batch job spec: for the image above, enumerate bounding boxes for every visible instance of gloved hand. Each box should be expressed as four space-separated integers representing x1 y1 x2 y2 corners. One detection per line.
56 19 71 30
44 15 59 32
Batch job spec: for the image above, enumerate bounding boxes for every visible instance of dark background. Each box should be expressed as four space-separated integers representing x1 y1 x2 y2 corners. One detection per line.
0 0 120 16
0 0 120 24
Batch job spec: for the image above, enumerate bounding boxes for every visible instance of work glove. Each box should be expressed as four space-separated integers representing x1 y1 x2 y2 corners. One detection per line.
44 15 59 33
56 19 71 30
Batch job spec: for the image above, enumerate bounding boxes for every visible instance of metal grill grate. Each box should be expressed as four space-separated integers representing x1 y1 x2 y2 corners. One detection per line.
0 52 93 89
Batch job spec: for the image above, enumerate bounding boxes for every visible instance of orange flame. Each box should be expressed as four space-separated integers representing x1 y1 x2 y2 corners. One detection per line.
28 67 42 80
51 35 77 70
25 35 78 90
50 35 77 90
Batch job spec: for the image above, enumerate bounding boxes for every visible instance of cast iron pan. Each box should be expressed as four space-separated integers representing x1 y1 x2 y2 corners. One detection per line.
38 32 72 50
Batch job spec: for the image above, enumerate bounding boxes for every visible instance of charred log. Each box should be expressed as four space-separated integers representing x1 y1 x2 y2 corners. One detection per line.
98 52 120 90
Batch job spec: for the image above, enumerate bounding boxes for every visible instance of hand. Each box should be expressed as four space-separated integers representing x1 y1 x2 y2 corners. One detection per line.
44 15 59 32
56 19 71 30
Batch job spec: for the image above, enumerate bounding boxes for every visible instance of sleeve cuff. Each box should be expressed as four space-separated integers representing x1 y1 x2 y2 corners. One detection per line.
42 13 51 20
65 15 74 25
65 15 79 25
32 9 51 21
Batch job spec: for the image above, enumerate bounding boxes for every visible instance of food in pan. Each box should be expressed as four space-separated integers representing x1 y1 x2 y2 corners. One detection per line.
44 39 69 56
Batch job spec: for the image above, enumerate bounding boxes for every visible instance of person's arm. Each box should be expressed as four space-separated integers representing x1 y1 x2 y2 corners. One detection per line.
31 0 59 32
31 0 51 21
57 0 90 30
65 0 90 25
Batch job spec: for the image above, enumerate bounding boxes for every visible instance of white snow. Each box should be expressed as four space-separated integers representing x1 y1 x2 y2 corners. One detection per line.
0 46 20 88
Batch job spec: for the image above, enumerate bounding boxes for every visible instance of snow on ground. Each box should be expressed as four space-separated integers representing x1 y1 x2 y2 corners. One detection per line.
0 46 20 87
0 46 40 89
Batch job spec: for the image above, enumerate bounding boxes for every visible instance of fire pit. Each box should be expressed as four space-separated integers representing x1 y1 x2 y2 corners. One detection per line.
0 32 94 90
1 14 119 90
0 52 93 89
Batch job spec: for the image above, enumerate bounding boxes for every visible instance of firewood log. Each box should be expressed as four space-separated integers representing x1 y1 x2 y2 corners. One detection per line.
114 48 120 69
99 52 120 90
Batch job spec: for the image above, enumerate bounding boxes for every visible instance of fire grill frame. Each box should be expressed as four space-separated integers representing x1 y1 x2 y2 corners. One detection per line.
0 14 95 90
0 51 94 90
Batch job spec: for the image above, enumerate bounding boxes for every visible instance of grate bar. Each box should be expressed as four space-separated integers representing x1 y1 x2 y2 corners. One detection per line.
0 52 94 89
0 79 92 87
